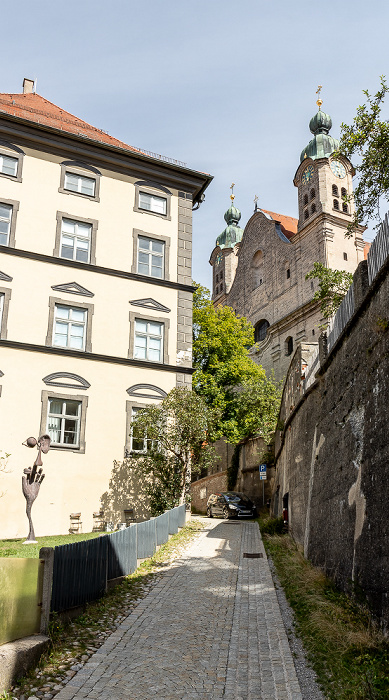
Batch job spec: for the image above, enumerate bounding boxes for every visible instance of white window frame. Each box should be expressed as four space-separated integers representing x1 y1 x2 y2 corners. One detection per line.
64 172 96 197
134 319 163 362
138 192 167 216
46 397 82 448
0 204 12 246
0 154 18 178
53 304 87 351
137 235 165 278
60 218 92 263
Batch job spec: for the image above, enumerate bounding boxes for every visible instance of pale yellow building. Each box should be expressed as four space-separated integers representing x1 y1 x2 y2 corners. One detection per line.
0 79 211 538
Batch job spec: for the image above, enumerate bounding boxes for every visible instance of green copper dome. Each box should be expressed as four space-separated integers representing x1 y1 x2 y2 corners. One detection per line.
300 109 339 162
216 201 244 249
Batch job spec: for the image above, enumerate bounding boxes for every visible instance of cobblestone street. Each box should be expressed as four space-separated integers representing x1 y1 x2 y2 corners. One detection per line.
55 521 302 700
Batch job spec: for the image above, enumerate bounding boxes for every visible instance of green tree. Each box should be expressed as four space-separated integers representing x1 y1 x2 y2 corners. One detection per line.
193 284 281 442
337 76 389 235
128 387 216 516
306 263 353 319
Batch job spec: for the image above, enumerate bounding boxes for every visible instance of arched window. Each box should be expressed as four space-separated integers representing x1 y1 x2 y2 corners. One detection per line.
220 270 223 280
341 187 347 198
303 193 308 206
219 282 223 292
215 285 219 295
342 203 348 213
251 250 264 289
311 203 316 214
332 184 339 196
310 188 315 200
285 336 293 356
254 319 270 343
216 273 219 283
304 209 309 220
333 199 339 210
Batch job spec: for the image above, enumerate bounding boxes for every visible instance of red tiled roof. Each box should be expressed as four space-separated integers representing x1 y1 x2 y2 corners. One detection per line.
364 241 371 260
0 92 143 154
261 209 298 240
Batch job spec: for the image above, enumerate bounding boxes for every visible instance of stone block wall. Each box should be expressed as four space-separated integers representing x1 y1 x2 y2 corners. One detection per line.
273 256 389 630
191 470 228 514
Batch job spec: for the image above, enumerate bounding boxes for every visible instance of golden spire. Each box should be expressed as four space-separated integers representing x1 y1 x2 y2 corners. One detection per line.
230 182 235 202
316 84 323 110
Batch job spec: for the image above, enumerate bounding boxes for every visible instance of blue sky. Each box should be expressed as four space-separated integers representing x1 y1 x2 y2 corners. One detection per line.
2 0 387 288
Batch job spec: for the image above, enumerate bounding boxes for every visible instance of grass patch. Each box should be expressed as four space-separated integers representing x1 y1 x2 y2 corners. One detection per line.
257 517 389 699
0 532 102 559
8 518 206 699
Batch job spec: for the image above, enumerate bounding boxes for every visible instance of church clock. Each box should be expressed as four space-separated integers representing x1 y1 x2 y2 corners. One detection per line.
330 160 346 178
302 164 314 183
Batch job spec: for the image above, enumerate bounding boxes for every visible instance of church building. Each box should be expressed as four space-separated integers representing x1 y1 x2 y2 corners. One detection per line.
209 96 367 380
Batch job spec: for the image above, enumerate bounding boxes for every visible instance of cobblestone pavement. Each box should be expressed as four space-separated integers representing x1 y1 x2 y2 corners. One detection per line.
55 520 302 700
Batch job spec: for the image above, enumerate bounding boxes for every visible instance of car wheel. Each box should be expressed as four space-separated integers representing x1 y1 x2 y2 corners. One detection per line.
207 507 213 518
223 506 230 519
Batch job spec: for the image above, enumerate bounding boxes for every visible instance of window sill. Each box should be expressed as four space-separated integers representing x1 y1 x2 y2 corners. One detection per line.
58 186 100 203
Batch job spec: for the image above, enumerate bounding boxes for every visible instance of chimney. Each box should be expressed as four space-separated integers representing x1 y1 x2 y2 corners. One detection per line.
23 78 35 94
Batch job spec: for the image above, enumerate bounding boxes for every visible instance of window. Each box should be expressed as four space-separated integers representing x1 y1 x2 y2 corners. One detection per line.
343 252 348 261
254 319 270 343
312 329 315 336
47 398 81 447
60 218 92 263
286 268 290 279
333 199 339 211
304 209 309 220
332 184 339 196
220 270 223 280
341 187 347 198
41 391 88 453
0 294 3 336
134 319 163 362
64 172 95 197
53 305 87 350
342 203 348 213
54 212 97 265
0 287 11 339
216 273 219 283
311 203 316 214
137 236 164 278
0 204 12 246
215 285 219 295
285 336 293 356
219 282 223 292
310 188 315 200
59 162 100 201
139 192 167 216
303 193 308 206
0 154 17 178
129 406 148 453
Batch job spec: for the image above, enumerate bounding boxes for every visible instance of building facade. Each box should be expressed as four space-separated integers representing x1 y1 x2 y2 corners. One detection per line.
0 79 211 538
209 102 366 380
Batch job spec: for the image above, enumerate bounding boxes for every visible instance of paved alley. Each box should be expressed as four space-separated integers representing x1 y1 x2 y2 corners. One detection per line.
55 521 302 700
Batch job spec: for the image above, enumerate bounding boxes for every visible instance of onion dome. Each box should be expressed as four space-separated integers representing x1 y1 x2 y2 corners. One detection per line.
216 191 244 249
300 91 339 162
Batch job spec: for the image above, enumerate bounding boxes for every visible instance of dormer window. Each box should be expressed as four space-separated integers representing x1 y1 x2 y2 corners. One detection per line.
310 188 315 200
303 193 308 206
333 199 339 211
332 184 339 197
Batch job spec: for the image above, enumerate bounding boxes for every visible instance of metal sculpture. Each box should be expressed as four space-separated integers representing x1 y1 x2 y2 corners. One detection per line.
22 434 51 543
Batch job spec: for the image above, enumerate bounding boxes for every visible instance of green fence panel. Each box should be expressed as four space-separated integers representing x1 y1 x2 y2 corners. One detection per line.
0 558 43 645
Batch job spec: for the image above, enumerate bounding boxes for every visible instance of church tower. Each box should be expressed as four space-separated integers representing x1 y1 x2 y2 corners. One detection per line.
209 186 244 304
293 90 365 271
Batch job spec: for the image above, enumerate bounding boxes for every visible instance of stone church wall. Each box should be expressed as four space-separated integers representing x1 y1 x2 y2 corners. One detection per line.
273 255 389 630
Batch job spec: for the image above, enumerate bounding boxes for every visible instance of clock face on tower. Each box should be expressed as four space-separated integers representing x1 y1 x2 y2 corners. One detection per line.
330 160 346 178
302 164 314 183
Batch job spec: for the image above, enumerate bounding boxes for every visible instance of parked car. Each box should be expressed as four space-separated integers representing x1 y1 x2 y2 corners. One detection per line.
206 492 257 519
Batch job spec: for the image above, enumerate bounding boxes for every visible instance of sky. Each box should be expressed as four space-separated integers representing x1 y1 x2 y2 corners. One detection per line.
1 0 387 289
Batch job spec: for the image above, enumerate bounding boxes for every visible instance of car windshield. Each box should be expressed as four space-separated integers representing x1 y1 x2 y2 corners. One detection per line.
224 492 251 505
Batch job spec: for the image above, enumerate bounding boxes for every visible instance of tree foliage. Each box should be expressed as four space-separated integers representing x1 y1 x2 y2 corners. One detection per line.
128 387 216 516
306 263 353 319
338 76 389 234
193 284 281 442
